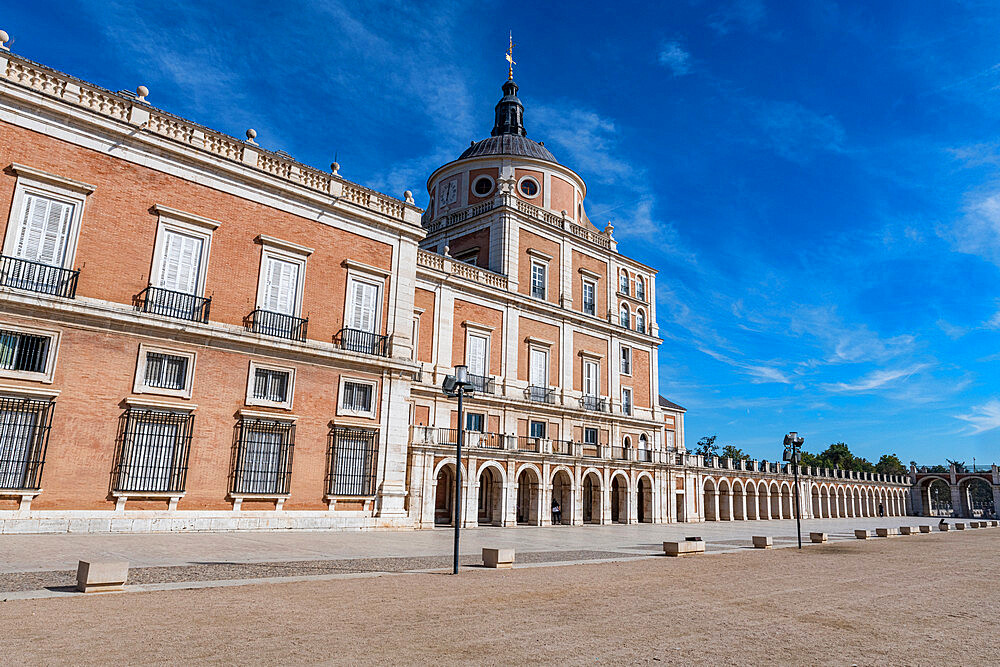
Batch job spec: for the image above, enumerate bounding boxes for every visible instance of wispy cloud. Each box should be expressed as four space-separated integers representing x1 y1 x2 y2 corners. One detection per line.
658 40 692 76
741 98 846 162
956 399 1000 435
824 365 929 393
947 187 1000 267
709 0 766 35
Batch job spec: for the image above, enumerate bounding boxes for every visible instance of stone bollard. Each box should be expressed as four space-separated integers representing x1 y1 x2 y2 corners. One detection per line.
919 525 931 533
992 521 999 527
752 536 772 549
76 560 129 593
664 540 705 557
875 528 898 538
939 523 950 531
810 532 828 543
955 523 966 530
899 526 917 535
482 548 515 569
855 529 870 539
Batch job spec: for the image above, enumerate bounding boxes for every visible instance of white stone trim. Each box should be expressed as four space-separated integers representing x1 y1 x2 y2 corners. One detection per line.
524 335 555 347
0 321 60 383
238 408 298 422
132 343 197 399
517 175 541 199
3 165 90 270
9 162 95 194
526 247 554 261
336 376 379 419
255 245 308 318
244 359 296 410
256 234 314 257
471 174 495 197
0 383 59 399
151 204 221 230
148 211 215 299
341 258 390 278
578 266 602 280
124 395 196 412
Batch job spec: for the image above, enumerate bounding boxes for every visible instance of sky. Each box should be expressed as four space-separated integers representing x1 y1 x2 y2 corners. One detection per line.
4 1 1000 466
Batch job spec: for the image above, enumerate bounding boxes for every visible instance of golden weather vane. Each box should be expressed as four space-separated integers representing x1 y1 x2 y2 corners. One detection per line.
506 31 516 80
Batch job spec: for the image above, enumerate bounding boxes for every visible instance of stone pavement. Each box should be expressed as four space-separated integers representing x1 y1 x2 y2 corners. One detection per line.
0 516 936 573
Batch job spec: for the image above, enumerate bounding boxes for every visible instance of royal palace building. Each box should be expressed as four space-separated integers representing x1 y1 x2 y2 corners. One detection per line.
0 38 912 534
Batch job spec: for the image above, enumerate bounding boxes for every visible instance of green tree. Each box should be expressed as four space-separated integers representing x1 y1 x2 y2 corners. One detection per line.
693 435 719 458
875 453 906 475
720 444 748 460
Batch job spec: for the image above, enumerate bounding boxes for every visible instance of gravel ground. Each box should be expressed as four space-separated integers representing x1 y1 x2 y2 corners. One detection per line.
0 530 997 665
0 549 634 593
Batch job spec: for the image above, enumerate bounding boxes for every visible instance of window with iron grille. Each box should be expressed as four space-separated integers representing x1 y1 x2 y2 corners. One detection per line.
143 352 189 391
340 380 374 415
232 419 295 495
113 409 193 493
327 426 378 496
0 328 51 375
253 367 289 403
0 396 53 490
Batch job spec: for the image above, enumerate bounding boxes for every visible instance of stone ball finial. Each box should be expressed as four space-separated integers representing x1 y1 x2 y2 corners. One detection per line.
404 190 414 204
136 85 149 101
245 128 257 144
330 161 340 175
0 30 9 50
444 244 451 257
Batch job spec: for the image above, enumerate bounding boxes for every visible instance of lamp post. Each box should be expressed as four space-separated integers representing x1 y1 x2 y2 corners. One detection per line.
442 365 474 574
783 432 805 549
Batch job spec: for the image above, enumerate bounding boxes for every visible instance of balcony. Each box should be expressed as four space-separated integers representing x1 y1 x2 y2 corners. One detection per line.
245 309 308 342
135 285 211 323
433 428 504 450
552 439 573 455
335 328 388 357
526 386 555 404
580 395 607 413
0 255 79 299
636 448 653 463
459 373 494 395
581 442 601 458
517 436 541 453
610 446 629 460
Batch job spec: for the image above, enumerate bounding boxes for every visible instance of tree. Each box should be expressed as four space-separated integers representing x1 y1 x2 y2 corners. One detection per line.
693 435 719 458
875 454 906 475
720 444 748 460
946 459 966 472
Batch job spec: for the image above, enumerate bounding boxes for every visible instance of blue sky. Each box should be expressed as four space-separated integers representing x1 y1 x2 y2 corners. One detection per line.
5 1 1000 465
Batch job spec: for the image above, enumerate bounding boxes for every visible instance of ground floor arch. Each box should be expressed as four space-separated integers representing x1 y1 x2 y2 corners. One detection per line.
582 471 602 524
637 474 654 523
551 468 573 525
477 464 504 526
610 473 629 524
516 466 541 525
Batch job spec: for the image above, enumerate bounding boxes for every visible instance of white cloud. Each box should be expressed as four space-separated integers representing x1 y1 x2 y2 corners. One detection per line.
956 399 1000 435
744 98 846 162
948 188 1000 267
658 41 692 76
532 104 635 184
823 364 929 393
709 0 766 35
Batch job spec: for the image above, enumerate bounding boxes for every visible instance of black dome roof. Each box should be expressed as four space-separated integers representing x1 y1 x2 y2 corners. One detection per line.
457 78 558 163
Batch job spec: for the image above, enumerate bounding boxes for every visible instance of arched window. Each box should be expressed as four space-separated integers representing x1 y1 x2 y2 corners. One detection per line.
639 434 648 451
620 304 630 329
635 276 645 301
636 309 646 334
624 436 632 449
619 270 629 295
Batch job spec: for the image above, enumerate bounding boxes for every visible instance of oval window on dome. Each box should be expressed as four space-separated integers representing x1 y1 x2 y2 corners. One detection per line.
473 176 494 197
518 177 539 198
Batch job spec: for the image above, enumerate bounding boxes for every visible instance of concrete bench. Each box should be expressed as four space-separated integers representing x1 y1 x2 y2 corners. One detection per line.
939 523 950 531
76 560 128 593
899 526 917 535
854 529 870 539
991 521 999 527
810 532 828 543
664 540 705 557
752 536 772 549
955 523 966 530
482 548 514 569
875 528 898 538
919 525 932 533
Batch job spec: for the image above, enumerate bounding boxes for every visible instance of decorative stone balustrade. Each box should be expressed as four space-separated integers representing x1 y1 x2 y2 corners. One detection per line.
416 249 508 290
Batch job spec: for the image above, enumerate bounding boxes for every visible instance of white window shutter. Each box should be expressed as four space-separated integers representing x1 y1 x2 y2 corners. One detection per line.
16 194 73 265
158 230 202 294
264 257 298 314
530 348 547 387
468 335 487 376
349 279 378 332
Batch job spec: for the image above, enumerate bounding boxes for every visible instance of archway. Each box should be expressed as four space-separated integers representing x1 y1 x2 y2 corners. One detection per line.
582 471 602 524
922 478 952 517
551 469 573 525
732 481 746 520
434 464 455 526
516 467 540 525
961 477 995 518
758 482 769 520
719 480 732 521
703 478 718 521
637 475 653 523
780 484 792 520
812 486 822 519
477 465 503 526
769 482 781 519
746 483 758 520
611 473 629 523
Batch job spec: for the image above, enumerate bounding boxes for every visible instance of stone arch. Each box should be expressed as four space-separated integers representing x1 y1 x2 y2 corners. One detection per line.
636 307 647 334
620 302 631 329
732 480 746 520
610 470 630 524
718 478 732 521
758 480 770 520
960 476 995 518
477 461 506 526
812 485 822 518
433 461 464 527
769 481 781 519
779 482 792 519
515 465 541 525
582 469 603 524
550 466 574 525
636 472 654 523
745 481 758 520
703 477 718 522
918 476 952 517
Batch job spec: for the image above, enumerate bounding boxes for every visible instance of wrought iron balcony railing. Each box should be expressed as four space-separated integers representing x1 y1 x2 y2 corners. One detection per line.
135 285 211 323
467 373 495 395
0 255 79 299
580 395 606 412
526 385 555 404
517 436 541 452
580 442 601 458
245 309 308 342
636 448 653 463
335 328 388 357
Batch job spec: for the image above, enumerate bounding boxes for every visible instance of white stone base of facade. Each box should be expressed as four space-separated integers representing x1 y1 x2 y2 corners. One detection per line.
0 510 414 535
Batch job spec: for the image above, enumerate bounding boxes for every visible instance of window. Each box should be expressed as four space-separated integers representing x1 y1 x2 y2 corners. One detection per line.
622 387 634 416
10 193 75 268
582 279 596 316
0 326 58 382
620 271 629 295
346 276 381 334
146 207 216 322
620 345 632 375
133 345 196 399
639 434 648 450
472 176 494 197
620 304 630 329
467 333 489 378
338 378 378 418
583 427 598 445
254 238 311 339
665 431 675 450
529 420 546 438
636 276 645 301
518 177 539 198
253 367 289 403
529 347 548 388
114 408 193 493
327 426 378 496
636 309 646 334
232 418 295 495
144 352 188 391
262 255 300 315
0 396 53 490
530 261 546 299
583 359 599 397
466 412 485 432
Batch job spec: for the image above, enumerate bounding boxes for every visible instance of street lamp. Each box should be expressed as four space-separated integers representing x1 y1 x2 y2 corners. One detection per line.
782 431 805 549
442 365 474 574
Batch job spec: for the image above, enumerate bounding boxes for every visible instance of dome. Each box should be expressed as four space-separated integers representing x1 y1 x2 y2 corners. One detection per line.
457 78 558 164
